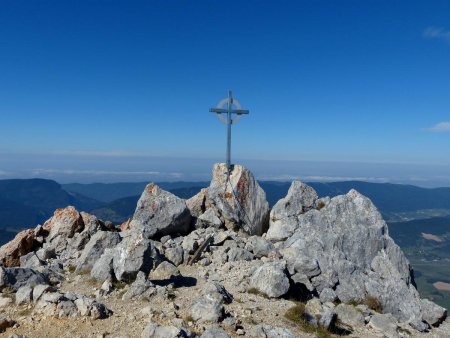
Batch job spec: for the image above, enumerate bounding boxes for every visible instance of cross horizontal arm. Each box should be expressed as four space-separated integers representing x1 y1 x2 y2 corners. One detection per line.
209 108 250 115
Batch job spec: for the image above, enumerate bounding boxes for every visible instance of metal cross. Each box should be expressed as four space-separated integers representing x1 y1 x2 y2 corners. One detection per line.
209 90 249 170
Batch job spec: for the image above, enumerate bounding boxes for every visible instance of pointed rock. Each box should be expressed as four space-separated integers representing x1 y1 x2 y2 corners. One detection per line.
208 163 269 235
267 181 318 241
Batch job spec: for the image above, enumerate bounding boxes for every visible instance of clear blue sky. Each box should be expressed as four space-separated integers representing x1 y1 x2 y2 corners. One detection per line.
1 1 449 185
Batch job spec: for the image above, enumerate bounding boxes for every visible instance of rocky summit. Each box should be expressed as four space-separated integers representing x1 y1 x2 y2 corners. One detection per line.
0 164 448 338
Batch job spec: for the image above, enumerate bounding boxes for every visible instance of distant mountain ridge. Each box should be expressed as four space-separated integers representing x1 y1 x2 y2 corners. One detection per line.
63 182 210 203
64 180 450 213
2 178 450 233
0 179 102 231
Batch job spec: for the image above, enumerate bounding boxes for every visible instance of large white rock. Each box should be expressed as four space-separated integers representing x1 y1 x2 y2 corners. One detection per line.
266 180 318 242
273 186 447 329
249 260 290 298
208 163 269 235
130 183 191 239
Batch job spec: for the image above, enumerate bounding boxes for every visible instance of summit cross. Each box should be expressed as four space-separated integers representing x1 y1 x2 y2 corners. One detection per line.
209 90 249 170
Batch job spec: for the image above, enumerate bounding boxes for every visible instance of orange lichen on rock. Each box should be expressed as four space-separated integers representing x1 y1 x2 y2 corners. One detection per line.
43 206 84 240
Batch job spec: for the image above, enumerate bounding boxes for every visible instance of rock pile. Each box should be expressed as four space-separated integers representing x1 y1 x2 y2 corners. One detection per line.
0 163 448 337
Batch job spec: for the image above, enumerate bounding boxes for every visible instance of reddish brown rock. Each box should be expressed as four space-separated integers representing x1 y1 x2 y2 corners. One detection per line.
43 206 84 241
120 218 132 231
0 229 36 267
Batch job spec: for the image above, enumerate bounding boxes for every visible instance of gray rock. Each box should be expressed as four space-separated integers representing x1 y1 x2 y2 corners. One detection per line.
266 181 318 242
41 292 64 303
35 247 55 261
421 298 447 326
182 235 198 254
248 324 296 338
0 267 48 291
271 180 318 219
141 321 189 338
111 232 161 281
227 248 254 262
19 252 44 269
319 288 337 303
56 300 78 318
122 272 155 300
91 248 114 281
208 163 269 235
74 295 111 319
150 261 179 280
213 231 232 245
15 285 33 305
32 284 52 303
368 313 399 338
200 327 229 338
164 246 184 266
130 183 191 238
196 208 222 229
274 187 445 326
244 236 275 258
334 304 365 328
202 282 233 304
249 260 289 298
76 231 121 273
190 294 224 323
319 308 336 329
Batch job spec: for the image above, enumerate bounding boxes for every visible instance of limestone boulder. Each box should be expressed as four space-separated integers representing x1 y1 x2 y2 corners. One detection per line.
75 231 121 273
208 163 269 235
111 232 161 281
130 183 191 239
249 260 289 298
266 180 318 242
273 186 447 329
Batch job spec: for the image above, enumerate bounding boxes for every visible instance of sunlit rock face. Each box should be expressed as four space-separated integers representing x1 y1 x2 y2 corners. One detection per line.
207 163 269 236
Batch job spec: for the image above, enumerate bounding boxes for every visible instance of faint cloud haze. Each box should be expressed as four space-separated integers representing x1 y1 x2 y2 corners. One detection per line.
427 122 450 132
423 27 450 42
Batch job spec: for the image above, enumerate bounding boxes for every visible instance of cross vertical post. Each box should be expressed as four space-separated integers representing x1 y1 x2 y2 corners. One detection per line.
226 90 232 170
209 90 250 171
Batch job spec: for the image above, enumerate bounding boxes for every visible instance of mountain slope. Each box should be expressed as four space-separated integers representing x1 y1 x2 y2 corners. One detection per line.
0 179 102 230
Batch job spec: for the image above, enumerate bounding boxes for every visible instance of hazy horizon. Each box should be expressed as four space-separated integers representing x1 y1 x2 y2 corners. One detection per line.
1 152 450 188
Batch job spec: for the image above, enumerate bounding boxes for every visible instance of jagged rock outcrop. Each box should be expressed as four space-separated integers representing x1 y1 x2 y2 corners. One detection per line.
130 183 191 239
269 182 447 330
0 164 448 337
266 180 318 241
207 163 269 235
